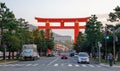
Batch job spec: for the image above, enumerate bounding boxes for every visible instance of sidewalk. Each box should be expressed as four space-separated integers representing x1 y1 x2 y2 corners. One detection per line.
90 58 120 68
0 60 18 64
100 63 120 68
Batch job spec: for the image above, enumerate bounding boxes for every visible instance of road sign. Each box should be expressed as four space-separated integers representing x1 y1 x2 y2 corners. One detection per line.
98 42 102 48
3 44 7 48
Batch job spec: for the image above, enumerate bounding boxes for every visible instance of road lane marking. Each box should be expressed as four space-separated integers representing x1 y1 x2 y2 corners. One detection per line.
47 57 59 66
81 64 87 67
54 64 58 66
15 64 24 66
75 64 79 67
68 64 72 67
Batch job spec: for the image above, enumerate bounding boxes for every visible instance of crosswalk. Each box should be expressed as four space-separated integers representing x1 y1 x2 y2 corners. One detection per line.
52 64 102 68
0 63 103 68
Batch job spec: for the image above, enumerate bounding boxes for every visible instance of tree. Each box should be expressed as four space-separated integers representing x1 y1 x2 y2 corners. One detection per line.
74 32 86 53
17 18 29 44
85 15 103 57
108 6 120 22
0 2 18 60
108 6 120 60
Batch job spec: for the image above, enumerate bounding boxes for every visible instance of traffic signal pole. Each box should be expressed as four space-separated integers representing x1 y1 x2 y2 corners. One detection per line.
113 27 116 64
105 27 108 61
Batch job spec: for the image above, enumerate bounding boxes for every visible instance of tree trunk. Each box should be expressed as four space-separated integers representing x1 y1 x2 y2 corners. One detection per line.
8 51 11 59
12 52 14 59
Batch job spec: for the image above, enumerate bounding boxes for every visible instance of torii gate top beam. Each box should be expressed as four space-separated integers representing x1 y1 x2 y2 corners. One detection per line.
35 17 90 43
35 17 90 22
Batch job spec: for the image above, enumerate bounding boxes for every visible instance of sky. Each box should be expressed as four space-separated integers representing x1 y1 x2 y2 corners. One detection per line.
1 0 120 39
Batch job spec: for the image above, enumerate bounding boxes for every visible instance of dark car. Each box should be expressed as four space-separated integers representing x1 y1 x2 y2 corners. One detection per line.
69 53 74 57
61 55 68 59
47 54 55 57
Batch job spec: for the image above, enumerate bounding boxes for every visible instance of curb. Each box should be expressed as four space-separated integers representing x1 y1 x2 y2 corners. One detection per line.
0 61 18 64
100 63 120 68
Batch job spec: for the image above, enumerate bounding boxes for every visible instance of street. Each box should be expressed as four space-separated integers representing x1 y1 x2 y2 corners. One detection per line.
0 54 120 71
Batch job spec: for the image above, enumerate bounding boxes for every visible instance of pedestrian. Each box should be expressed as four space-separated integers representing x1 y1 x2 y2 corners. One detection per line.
108 53 113 66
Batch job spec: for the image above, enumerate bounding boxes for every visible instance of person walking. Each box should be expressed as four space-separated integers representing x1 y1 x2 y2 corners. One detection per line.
108 53 113 66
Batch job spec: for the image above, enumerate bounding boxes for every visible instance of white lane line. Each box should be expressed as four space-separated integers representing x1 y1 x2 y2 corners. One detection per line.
75 64 79 67
14 64 23 66
26 64 32 66
89 64 95 67
82 64 87 67
32 64 39 66
47 57 59 66
68 64 72 67
54 64 58 67
19 64 25 66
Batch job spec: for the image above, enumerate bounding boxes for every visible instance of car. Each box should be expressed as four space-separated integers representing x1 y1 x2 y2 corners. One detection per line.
69 53 74 57
74 53 78 57
77 52 89 64
61 55 68 59
47 53 55 57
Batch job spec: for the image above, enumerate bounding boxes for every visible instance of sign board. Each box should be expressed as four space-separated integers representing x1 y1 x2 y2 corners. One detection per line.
98 42 102 48
3 44 7 48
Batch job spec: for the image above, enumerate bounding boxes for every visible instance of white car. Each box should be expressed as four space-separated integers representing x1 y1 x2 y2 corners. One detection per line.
77 52 89 64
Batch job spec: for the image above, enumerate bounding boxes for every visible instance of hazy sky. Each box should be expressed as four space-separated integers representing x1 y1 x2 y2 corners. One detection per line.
1 0 120 39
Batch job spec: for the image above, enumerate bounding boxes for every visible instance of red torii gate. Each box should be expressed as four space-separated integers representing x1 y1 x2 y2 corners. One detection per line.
35 17 90 43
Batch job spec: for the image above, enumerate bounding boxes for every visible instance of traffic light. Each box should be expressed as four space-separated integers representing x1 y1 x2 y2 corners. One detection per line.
105 29 110 40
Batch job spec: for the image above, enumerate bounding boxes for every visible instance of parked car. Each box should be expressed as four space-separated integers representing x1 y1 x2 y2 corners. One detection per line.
77 52 89 64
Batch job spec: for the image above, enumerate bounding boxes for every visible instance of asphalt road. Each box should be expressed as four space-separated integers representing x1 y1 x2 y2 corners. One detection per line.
0 55 120 71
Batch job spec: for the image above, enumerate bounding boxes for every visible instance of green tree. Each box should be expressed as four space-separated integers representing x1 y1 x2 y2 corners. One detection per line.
0 2 18 59
74 32 86 53
85 15 103 57
17 18 29 44
108 6 120 60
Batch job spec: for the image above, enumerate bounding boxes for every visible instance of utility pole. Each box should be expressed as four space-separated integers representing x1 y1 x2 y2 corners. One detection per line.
105 27 108 61
98 42 102 64
113 27 116 64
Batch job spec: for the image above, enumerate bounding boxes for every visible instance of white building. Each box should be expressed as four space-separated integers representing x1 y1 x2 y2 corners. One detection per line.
54 36 72 42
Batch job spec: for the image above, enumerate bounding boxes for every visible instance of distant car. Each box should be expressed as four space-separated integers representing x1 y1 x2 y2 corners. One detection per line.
61 55 68 59
69 53 74 57
74 53 78 57
47 54 55 57
77 52 89 64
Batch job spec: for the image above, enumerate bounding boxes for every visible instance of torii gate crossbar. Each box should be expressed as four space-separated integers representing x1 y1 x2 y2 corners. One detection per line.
35 17 90 43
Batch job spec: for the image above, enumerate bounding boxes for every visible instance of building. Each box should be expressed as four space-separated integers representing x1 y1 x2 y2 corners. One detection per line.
54 36 72 42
